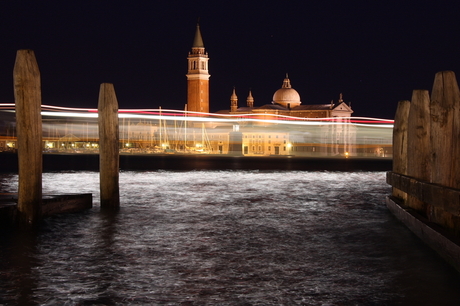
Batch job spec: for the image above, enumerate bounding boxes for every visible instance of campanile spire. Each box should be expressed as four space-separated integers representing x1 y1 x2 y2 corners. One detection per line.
230 87 238 112
186 23 210 113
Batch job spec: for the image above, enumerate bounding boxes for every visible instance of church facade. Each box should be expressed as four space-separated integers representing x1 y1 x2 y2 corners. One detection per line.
218 76 354 120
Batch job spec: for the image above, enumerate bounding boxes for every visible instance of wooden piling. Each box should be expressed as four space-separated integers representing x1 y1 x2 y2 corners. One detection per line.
429 71 460 231
407 90 431 180
392 100 410 199
98 83 120 210
430 71 460 188
386 71 460 271
13 50 43 225
406 90 431 212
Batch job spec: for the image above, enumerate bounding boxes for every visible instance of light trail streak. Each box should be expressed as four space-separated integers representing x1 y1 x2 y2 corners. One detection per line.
38 110 394 128
1 103 394 125
0 103 394 158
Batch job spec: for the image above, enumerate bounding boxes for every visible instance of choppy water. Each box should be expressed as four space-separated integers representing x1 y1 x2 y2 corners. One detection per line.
1 170 460 305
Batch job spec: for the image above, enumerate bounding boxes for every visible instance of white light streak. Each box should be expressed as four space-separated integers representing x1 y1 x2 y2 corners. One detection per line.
0 103 394 158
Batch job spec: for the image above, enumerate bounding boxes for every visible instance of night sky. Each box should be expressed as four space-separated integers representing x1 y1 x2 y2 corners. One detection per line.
1 1 459 119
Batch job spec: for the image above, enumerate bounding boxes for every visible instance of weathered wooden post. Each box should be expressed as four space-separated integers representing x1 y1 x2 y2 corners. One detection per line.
406 90 431 211
391 100 410 200
386 71 460 272
13 50 43 225
430 71 460 188
429 71 460 229
98 83 120 210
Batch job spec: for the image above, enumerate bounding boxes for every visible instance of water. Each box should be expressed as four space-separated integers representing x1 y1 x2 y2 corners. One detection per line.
1 170 460 305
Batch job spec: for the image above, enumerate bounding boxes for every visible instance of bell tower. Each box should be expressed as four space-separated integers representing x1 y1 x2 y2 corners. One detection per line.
186 24 210 113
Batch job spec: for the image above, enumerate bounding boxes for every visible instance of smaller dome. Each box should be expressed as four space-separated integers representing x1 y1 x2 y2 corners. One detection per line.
272 76 301 108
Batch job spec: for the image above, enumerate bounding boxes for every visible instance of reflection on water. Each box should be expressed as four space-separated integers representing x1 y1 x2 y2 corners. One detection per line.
1 171 460 305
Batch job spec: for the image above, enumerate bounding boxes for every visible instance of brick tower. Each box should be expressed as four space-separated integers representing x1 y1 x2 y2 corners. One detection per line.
186 24 210 113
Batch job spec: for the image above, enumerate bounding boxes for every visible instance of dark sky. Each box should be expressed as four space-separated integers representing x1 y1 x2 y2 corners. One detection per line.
1 1 459 119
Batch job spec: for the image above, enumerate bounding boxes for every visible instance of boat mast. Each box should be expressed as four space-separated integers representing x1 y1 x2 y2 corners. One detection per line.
184 104 187 151
159 106 162 151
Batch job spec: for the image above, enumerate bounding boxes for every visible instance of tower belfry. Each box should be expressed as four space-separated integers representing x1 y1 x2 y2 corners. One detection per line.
186 24 210 113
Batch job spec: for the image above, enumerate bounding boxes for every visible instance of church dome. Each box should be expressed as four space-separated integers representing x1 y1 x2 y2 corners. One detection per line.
272 76 301 108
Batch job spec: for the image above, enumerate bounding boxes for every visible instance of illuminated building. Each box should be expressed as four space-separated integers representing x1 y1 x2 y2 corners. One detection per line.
215 76 357 156
184 23 353 120
182 23 356 156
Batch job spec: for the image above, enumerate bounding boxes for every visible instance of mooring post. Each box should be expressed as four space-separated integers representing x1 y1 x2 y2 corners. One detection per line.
430 71 460 188
407 90 431 180
428 71 460 229
98 83 120 210
386 71 460 271
406 90 431 211
391 100 410 200
13 50 43 225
